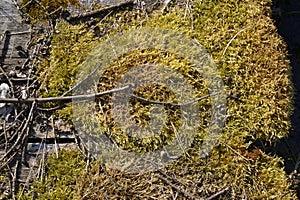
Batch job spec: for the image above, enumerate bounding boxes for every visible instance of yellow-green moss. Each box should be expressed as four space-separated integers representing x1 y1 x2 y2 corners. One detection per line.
23 0 296 199
0 172 10 199
18 149 86 199
19 0 81 23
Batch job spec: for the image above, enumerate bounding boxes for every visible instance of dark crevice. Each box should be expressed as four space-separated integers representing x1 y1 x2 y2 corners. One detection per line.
270 0 300 173
266 0 300 197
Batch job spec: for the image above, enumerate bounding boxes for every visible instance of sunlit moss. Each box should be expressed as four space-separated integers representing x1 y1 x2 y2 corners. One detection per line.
18 149 86 199
19 0 81 23
22 0 296 199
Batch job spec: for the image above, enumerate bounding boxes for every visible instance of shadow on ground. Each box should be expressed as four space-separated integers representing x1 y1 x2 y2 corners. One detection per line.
264 0 300 197
270 0 300 173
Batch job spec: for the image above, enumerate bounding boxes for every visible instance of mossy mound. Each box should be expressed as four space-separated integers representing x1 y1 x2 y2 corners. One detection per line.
21 0 296 199
19 0 81 23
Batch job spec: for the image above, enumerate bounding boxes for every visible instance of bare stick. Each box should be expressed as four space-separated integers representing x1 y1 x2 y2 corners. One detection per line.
161 0 172 13
85 143 91 173
12 160 19 200
131 92 220 106
66 1 135 23
51 117 59 158
0 102 35 164
6 31 32 36
0 85 130 103
0 7 22 25
222 25 253 56
158 169 186 187
156 175 199 200
170 122 189 157
205 187 229 200
4 120 8 151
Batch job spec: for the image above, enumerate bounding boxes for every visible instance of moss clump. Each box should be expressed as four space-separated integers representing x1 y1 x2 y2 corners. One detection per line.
19 0 81 23
18 149 86 199
20 148 295 199
25 0 296 199
91 49 210 153
38 21 96 97
36 20 97 119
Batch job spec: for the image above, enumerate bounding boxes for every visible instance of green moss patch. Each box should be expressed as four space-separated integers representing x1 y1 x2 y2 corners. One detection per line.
19 0 81 23
18 149 86 199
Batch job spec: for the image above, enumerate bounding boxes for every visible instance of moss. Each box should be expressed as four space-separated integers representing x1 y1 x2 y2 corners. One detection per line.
90 49 210 153
18 149 86 199
20 148 295 199
23 0 296 199
38 21 96 97
0 172 10 199
19 0 81 23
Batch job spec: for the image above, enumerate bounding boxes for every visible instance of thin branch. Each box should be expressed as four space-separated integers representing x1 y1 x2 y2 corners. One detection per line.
161 0 172 13
222 143 249 161
170 122 189 157
6 31 32 36
294 153 300 172
0 85 130 103
12 160 19 200
66 1 135 23
0 7 22 26
158 169 186 187
222 25 253 56
0 86 219 107
0 102 35 164
156 175 199 200
205 187 229 200
51 117 59 158
37 103 67 112
131 92 221 106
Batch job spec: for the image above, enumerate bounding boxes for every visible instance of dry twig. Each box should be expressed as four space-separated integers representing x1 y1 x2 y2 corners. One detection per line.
156 174 199 200
66 1 135 23
205 187 229 200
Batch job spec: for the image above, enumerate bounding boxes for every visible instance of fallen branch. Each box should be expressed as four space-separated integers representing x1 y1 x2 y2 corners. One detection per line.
205 187 229 200
0 85 130 103
66 1 135 23
12 160 19 200
6 31 32 36
131 92 221 106
158 169 184 186
0 102 35 168
0 85 218 107
156 174 199 200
